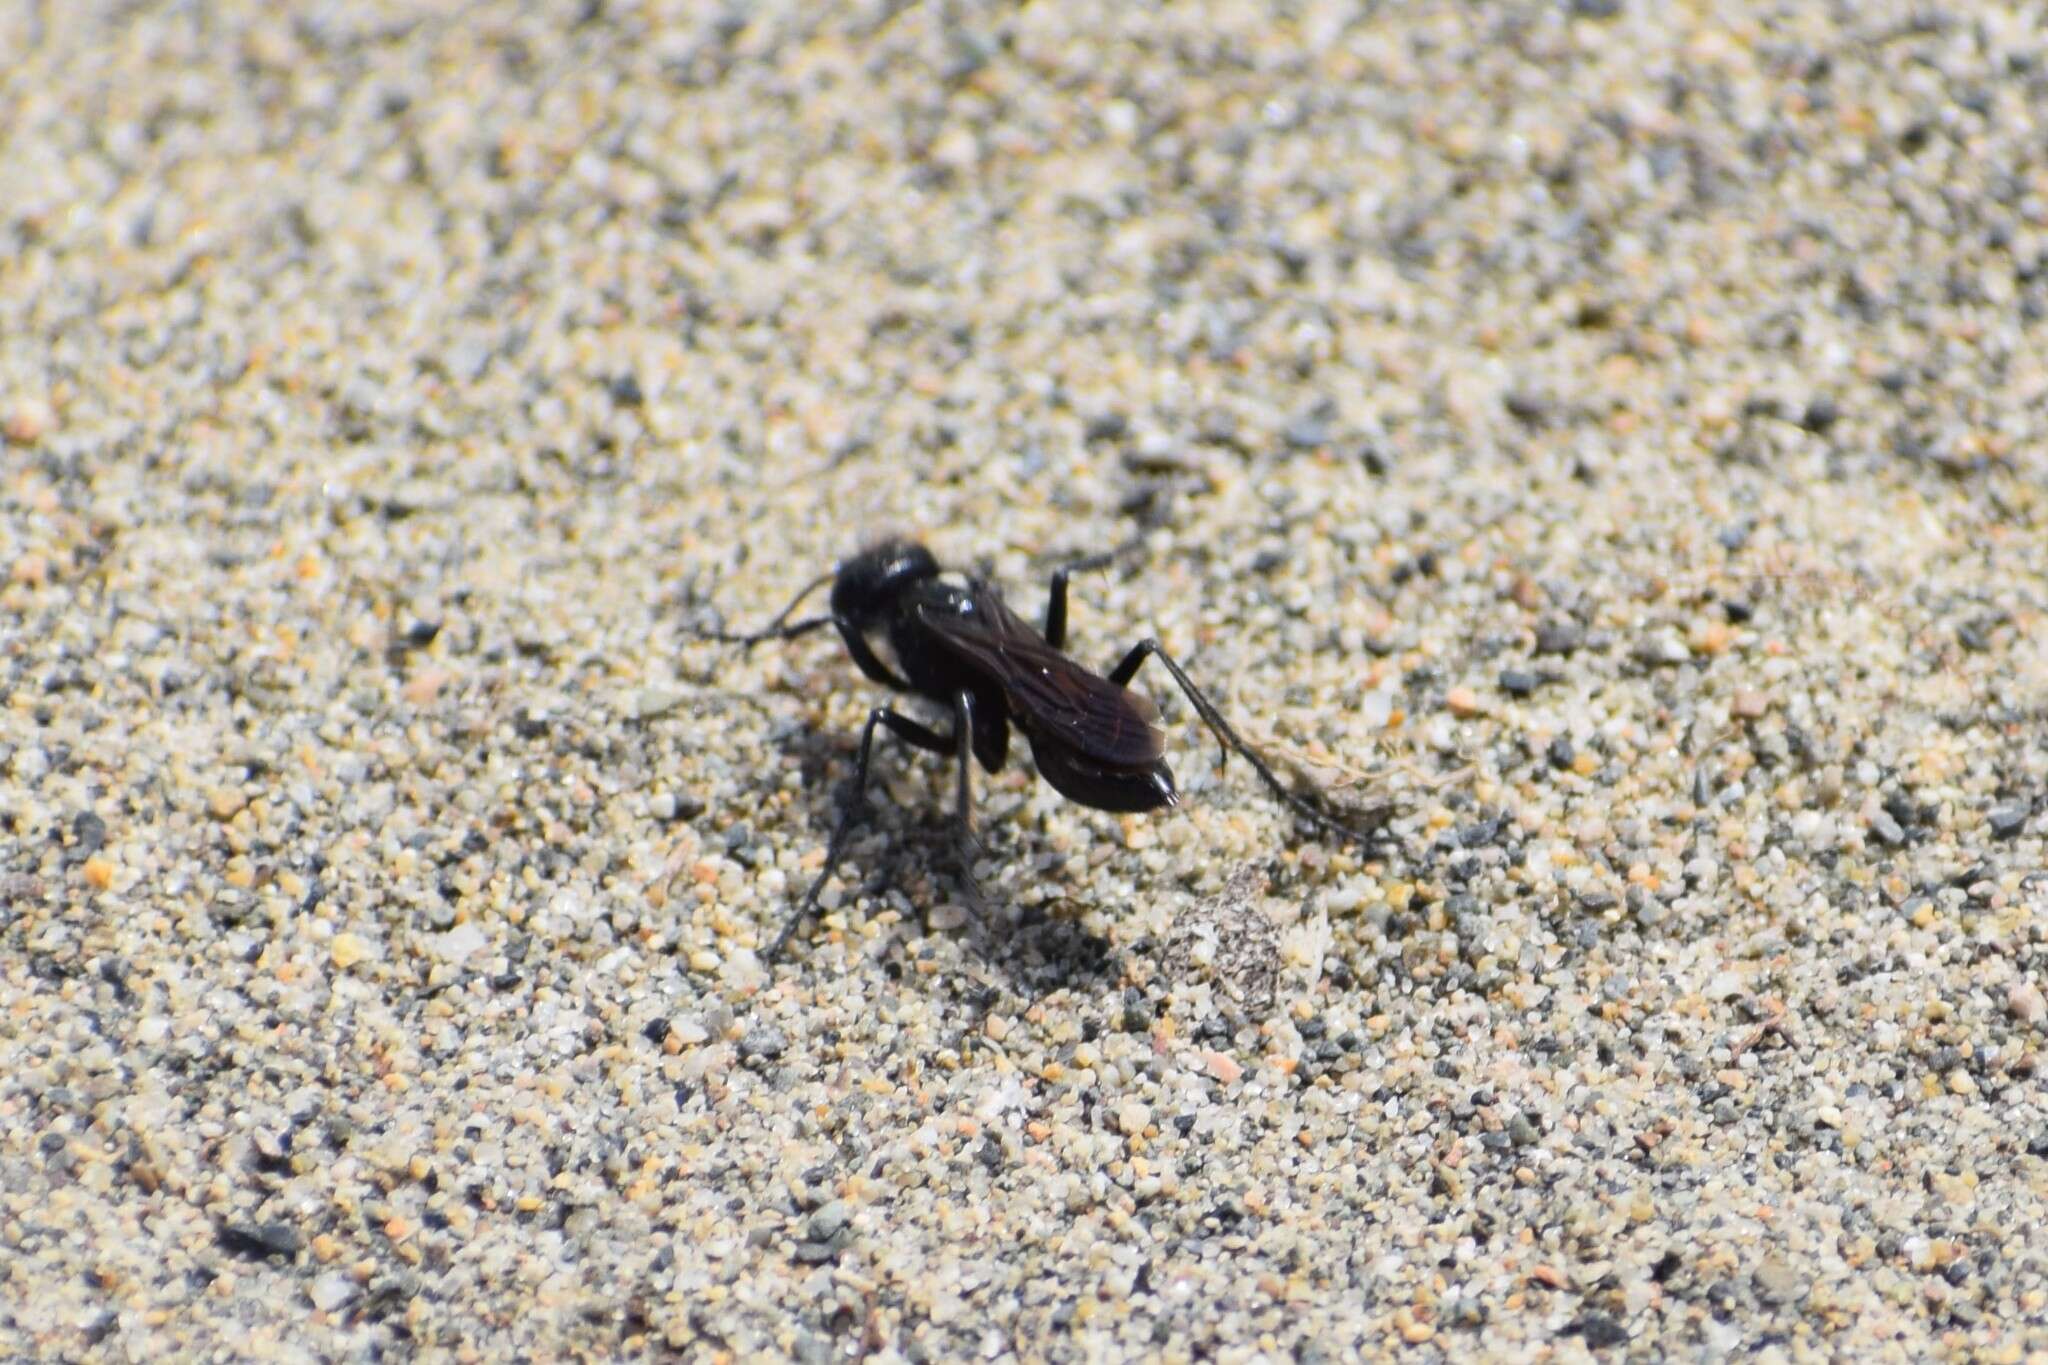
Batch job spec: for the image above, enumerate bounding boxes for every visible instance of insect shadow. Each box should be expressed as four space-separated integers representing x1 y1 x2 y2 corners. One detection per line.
696 536 1386 961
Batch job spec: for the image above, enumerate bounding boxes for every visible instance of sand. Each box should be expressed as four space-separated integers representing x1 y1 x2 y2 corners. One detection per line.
3 1 2046 1359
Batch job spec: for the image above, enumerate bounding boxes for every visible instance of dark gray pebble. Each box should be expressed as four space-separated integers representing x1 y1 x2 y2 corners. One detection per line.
1987 804 2028 839
1570 1312 1630 1348
1498 668 1538 697
218 1221 304 1260
739 1026 787 1060
72 811 108 856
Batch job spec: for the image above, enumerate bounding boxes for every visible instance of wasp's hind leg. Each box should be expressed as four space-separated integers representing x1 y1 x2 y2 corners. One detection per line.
1106 639 1381 844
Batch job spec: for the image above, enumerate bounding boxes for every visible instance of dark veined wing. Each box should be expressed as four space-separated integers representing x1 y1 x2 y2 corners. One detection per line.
916 596 1167 767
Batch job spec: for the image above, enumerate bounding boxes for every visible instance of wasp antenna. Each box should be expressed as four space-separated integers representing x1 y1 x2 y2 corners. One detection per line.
698 569 838 650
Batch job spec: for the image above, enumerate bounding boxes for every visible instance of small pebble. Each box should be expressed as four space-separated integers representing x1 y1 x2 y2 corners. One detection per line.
1282 413 1332 450
1574 1314 1628 1348
1534 621 1584 656
1986 805 2028 840
330 933 368 970
3 395 53 444
426 922 488 963
1689 619 1732 655
309 1273 358 1313
1730 689 1770 720
1632 631 1689 667
806 1200 852 1242
1754 1257 1807 1305
1799 396 1840 433
627 687 687 720
402 669 450 705
738 1026 786 1061
1115 1100 1151 1137
219 1222 304 1259
72 812 108 855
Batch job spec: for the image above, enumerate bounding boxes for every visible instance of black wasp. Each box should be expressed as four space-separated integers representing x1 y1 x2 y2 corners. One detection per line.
702 538 1376 959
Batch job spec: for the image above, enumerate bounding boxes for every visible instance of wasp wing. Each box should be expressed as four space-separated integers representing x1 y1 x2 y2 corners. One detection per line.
916 596 1167 767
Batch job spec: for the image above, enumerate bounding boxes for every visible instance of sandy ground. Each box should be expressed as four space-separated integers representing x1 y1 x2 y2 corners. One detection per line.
4 1 2047 1359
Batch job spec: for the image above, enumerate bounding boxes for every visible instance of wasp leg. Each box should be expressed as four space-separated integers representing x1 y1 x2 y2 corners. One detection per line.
949 689 998 923
766 706 956 961
1106 639 1379 844
952 690 985 848
1041 553 1116 650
